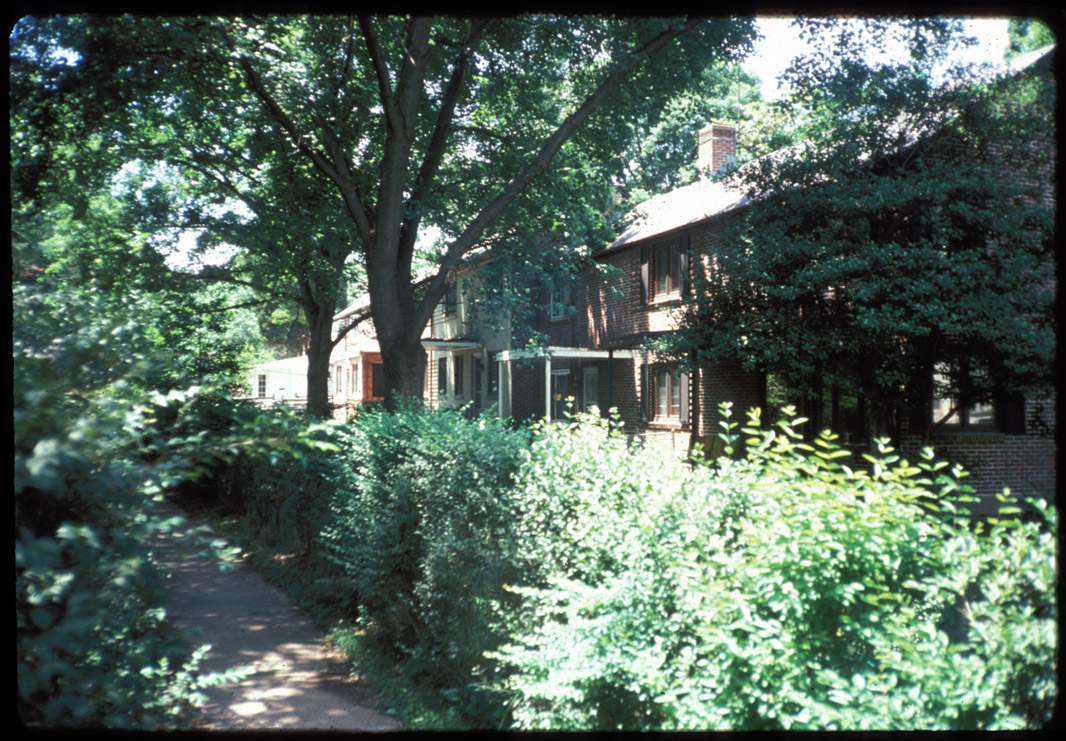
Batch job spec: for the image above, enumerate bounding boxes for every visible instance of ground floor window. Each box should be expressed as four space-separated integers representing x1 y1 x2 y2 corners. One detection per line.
488 352 499 397
370 362 385 401
551 369 570 420
654 367 682 421
643 364 688 425
583 366 598 411
257 374 266 398
765 371 866 443
932 361 995 429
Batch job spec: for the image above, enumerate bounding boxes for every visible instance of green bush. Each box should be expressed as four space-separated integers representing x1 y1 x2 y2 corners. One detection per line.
492 403 1057 730
15 285 250 728
321 403 527 703
508 408 687 587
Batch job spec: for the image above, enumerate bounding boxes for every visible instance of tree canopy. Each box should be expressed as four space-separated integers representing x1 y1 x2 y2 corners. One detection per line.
655 18 1055 442
12 15 759 414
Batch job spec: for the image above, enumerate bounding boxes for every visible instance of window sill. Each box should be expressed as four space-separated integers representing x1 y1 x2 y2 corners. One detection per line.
647 420 688 430
930 428 1005 443
649 294 681 306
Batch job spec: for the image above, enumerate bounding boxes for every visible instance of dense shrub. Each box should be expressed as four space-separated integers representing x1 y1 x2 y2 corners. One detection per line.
15 285 250 728
492 404 1057 730
508 408 687 586
321 403 527 703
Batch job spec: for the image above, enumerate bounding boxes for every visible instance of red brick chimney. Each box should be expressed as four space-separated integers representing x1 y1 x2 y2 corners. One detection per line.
697 122 736 177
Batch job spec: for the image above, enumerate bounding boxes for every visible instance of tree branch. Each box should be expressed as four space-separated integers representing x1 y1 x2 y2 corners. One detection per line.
399 18 490 265
236 53 374 244
358 15 400 132
414 17 708 329
188 269 300 304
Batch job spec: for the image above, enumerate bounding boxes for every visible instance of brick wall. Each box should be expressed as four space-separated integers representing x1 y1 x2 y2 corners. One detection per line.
898 389 1056 513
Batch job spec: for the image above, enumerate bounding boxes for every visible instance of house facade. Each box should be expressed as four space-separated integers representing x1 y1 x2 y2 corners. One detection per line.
495 46 1056 512
251 45 1054 513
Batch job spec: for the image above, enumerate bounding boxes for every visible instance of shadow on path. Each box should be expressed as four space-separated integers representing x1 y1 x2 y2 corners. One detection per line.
149 499 401 731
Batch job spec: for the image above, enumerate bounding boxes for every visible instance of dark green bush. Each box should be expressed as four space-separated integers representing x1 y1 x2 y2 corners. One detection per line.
15 285 249 728
321 403 526 700
492 403 1057 730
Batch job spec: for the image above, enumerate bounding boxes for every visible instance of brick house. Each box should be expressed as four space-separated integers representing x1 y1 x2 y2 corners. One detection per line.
498 46 1055 512
256 45 1054 511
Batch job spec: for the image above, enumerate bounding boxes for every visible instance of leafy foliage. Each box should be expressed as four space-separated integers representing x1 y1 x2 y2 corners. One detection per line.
320 404 526 709
659 19 1055 441
14 283 257 728
492 404 1057 730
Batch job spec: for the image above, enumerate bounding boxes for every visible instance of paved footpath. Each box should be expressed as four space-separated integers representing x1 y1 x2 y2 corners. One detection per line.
149 499 401 732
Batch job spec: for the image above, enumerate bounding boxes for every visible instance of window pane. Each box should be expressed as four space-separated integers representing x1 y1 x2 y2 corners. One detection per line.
656 371 668 417
969 403 995 426
371 363 385 399
656 247 670 295
671 371 681 416
583 367 598 408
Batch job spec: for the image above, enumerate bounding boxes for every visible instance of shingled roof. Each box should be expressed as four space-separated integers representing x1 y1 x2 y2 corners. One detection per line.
601 44 1054 257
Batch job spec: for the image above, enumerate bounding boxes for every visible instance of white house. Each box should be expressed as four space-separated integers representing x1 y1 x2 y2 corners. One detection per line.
249 354 309 402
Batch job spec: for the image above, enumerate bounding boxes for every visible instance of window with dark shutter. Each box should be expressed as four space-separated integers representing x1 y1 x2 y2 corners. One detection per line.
644 364 689 425
645 236 686 303
640 363 649 424
438 357 447 395
640 245 649 304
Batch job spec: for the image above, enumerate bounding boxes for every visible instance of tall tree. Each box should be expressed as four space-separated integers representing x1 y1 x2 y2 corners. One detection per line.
11 15 758 415
658 18 1054 443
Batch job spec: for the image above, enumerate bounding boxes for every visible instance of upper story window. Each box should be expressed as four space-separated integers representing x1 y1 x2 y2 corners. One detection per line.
443 283 458 316
641 234 688 304
653 241 681 299
549 282 572 320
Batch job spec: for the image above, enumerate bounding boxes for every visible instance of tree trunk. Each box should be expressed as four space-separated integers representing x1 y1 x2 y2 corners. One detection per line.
861 355 891 449
379 331 427 411
304 297 337 418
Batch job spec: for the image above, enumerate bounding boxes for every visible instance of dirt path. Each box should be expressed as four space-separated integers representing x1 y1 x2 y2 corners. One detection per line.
149 499 401 731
